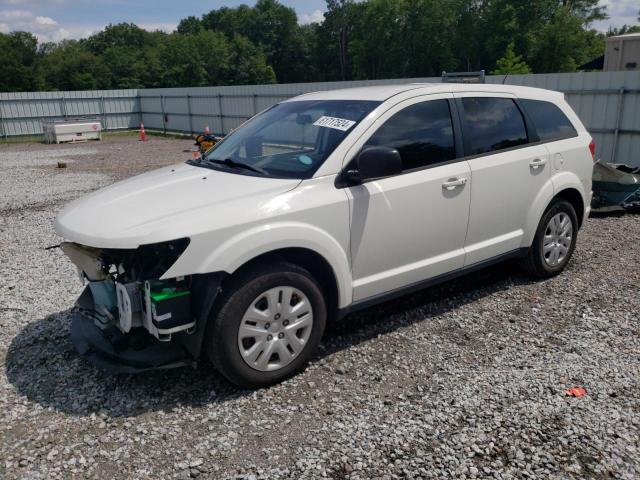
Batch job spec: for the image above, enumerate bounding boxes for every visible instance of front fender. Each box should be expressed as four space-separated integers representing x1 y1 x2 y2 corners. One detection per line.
164 222 353 308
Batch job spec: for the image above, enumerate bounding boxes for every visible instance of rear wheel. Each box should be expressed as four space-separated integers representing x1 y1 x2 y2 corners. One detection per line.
521 199 578 278
206 262 326 389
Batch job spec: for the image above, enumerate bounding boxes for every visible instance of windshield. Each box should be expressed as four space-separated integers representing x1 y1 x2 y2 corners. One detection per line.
199 100 380 179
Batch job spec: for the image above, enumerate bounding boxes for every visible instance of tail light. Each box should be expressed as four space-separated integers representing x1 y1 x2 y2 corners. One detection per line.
588 139 596 161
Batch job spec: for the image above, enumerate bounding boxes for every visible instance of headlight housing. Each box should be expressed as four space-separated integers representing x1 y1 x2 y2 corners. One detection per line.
62 238 191 283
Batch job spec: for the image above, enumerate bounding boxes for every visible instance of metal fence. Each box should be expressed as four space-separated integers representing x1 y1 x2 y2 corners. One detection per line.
1 71 639 166
137 77 443 136
0 90 139 137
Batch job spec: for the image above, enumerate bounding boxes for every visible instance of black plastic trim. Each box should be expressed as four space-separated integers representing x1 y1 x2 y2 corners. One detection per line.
448 98 466 159
70 302 195 373
175 272 225 358
337 248 528 320
514 97 540 143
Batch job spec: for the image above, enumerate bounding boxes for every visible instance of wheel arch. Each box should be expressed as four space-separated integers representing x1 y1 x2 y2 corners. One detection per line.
522 176 587 249
553 187 585 229
190 222 352 310
225 247 341 322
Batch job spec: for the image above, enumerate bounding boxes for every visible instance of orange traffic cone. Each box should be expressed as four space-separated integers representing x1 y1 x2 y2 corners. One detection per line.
139 123 147 142
204 125 210 135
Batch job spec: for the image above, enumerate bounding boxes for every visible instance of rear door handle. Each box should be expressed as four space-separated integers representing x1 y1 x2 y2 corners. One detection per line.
442 177 468 190
529 158 547 169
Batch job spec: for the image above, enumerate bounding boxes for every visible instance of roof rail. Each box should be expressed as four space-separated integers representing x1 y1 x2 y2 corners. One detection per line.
442 70 485 84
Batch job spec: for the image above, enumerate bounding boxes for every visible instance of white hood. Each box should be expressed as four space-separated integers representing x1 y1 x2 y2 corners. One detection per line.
55 163 301 249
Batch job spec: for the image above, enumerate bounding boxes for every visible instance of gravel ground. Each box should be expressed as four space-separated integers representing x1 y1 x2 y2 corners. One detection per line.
1 136 639 479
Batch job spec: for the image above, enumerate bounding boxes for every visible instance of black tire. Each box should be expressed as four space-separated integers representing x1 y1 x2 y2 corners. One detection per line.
521 199 578 278
205 261 326 389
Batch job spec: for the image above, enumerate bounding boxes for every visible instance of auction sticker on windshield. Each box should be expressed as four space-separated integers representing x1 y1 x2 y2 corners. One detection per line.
313 116 356 131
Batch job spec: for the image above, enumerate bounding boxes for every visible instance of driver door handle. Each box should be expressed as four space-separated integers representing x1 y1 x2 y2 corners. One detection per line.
529 158 547 169
442 177 468 190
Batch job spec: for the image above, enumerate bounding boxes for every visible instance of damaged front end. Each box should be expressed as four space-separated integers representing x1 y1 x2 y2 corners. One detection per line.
63 240 223 373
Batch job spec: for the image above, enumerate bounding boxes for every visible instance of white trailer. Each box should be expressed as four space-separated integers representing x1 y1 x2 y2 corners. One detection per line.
604 33 640 72
42 119 102 144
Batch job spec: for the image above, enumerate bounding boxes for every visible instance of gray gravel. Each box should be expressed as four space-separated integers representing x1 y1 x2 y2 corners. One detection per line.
1 137 639 479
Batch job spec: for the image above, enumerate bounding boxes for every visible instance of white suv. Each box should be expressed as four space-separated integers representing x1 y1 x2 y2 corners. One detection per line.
56 83 593 388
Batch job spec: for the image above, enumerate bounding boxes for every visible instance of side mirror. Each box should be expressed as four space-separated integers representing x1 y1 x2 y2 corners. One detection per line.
347 146 402 184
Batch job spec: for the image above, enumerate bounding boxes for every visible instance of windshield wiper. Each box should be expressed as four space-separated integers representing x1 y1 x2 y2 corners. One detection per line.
207 158 268 175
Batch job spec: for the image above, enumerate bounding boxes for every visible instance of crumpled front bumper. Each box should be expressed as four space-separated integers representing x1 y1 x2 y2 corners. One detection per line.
70 288 196 373
69 272 224 373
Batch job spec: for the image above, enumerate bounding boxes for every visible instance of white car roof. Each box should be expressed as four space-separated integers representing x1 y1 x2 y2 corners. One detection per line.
287 83 563 102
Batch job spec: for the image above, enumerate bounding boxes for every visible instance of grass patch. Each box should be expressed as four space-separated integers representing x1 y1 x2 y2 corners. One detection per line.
0 129 196 145
0 134 45 145
142 130 196 140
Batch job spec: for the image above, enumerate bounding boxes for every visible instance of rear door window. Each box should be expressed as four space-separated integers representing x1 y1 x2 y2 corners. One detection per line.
520 99 577 142
461 97 528 155
364 99 456 171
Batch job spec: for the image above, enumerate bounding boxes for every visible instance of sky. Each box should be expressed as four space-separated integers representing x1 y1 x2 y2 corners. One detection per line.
0 0 637 44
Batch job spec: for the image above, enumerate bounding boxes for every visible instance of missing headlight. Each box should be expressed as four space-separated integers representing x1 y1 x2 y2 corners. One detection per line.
62 238 194 340
61 238 190 284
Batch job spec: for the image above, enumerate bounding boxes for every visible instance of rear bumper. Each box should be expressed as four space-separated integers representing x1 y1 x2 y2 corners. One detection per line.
70 307 196 374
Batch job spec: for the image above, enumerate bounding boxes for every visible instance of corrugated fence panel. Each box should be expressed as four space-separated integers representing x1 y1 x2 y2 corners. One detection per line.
1 72 639 165
135 77 442 134
0 89 139 136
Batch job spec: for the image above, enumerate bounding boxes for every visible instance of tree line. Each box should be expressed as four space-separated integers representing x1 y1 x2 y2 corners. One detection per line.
1 0 638 93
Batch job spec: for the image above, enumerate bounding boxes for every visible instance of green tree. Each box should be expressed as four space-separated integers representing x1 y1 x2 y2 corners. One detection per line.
177 16 202 35
82 24 169 89
349 0 400 79
320 0 358 80
474 0 607 73
37 40 111 90
199 0 306 82
396 0 458 77
0 32 40 91
158 30 275 87
227 34 277 85
86 23 153 54
607 24 640 36
159 35 209 87
0 0 622 92
530 5 604 72
491 42 531 74
451 0 485 72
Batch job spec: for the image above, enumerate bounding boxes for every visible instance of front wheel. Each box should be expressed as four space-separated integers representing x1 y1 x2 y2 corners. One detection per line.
206 262 326 389
521 199 578 278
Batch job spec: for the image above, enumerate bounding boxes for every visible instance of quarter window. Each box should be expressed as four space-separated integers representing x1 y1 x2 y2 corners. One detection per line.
461 97 528 155
364 99 456 171
520 99 577 142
